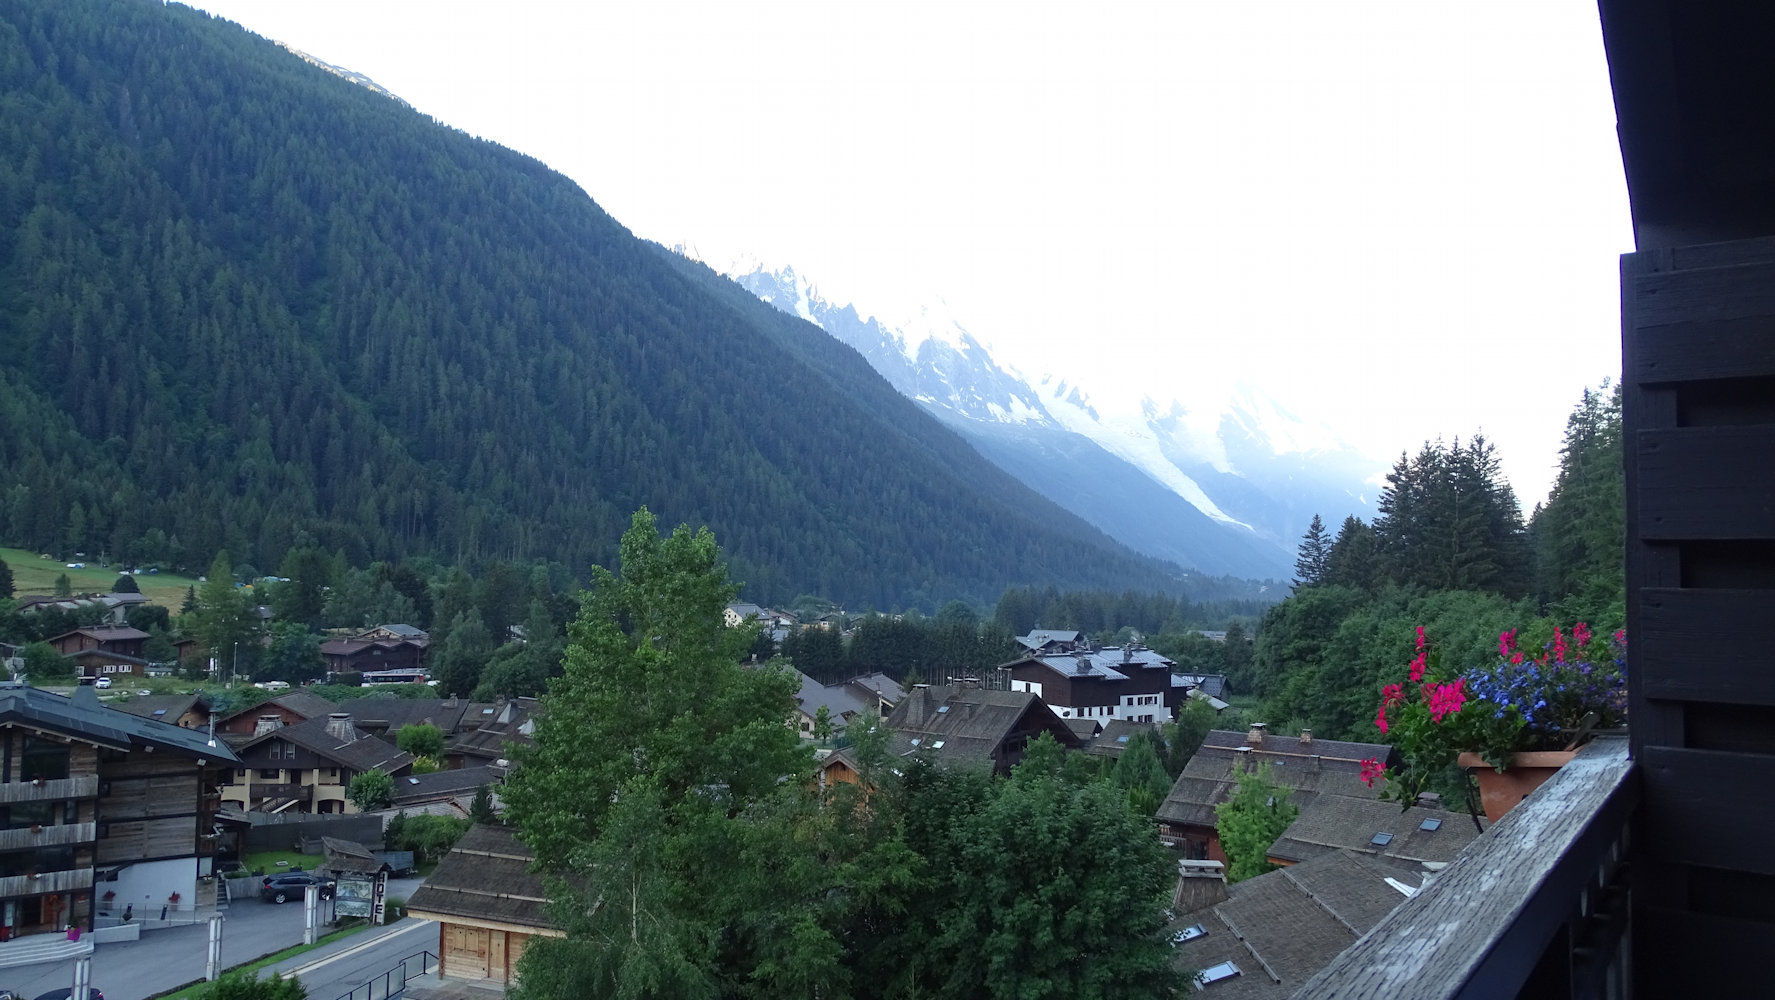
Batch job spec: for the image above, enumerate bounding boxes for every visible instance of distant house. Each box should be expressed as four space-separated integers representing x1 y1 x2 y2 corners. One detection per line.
1001 644 1186 724
446 699 535 772
341 696 471 739
47 626 151 679
1153 725 1399 862
723 603 765 628
110 693 212 730
883 684 1083 775
1083 718 1161 761
1167 848 1435 994
407 824 561 987
214 691 338 740
390 764 501 818
219 711 414 814
1014 629 1084 654
792 671 903 736
319 625 430 676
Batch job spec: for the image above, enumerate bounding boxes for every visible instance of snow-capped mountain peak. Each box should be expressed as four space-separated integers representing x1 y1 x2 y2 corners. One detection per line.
704 255 1384 578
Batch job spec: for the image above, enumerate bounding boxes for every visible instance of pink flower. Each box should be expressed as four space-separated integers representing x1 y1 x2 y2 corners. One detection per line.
1374 704 1389 735
1415 625 1427 652
1553 626 1567 664
1381 683 1405 708
1427 679 1468 722
1408 651 1427 683
1573 622 1592 649
1615 629 1626 645
1499 629 1517 658
1511 652 1524 665
1359 758 1384 787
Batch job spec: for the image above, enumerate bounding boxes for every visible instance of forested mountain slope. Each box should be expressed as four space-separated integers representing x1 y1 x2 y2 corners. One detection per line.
0 0 1195 608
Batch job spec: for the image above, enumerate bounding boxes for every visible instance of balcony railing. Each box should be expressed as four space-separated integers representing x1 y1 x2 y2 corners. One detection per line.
0 823 96 851
0 868 95 897
0 776 100 803
1301 737 1635 999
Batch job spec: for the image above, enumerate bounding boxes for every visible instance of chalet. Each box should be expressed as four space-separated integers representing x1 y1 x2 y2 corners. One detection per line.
219 712 413 814
390 764 501 817
723 603 764 628
339 696 471 740
1001 643 1186 724
406 824 561 987
883 684 1083 775
445 699 534 771
109 694 212 731
1168 849 1434 995
792 671 902 736
1014 629 1084 654
1083 718 1160 761
47 627 151 681
319 626 430 676
214 691 338 740
1153 725 1398 862
0 684 237 941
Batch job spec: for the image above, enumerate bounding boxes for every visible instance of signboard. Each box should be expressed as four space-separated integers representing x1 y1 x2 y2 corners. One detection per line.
334 873 375 918
371 871 388 925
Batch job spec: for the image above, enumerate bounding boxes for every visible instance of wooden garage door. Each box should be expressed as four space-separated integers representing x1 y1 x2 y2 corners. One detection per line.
445 924 491 979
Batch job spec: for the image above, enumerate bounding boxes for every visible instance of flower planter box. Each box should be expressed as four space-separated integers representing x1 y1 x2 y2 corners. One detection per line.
1458 750 1578 823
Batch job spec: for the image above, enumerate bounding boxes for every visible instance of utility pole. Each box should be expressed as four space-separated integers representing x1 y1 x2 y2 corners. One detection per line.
232 641 238 687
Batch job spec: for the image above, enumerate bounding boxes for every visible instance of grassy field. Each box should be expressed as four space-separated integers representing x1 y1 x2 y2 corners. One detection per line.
2 545 202 609
241 849 323 874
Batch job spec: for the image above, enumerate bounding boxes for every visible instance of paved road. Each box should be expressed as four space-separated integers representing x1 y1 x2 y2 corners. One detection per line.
3 876 428 1000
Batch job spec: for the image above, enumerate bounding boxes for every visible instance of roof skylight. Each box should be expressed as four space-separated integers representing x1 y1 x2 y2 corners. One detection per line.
1370 832 1394 846
1197 961 1241 985
1419 818 1442 832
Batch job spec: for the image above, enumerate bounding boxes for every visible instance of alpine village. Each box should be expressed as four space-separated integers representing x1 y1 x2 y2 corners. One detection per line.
0 1 1768 998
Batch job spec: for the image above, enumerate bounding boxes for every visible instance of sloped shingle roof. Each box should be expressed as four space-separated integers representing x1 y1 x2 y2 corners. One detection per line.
406 824 556 931
0 684 237 762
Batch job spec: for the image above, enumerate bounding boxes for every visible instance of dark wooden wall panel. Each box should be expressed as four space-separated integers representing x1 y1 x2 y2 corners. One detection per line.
1627 235 1775 983
1637 429 1775 539
1639 747 1775 874
1638 588 1775 703
1637 907 1772 997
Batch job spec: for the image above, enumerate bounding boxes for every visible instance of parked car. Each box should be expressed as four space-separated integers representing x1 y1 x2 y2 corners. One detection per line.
260 872 334 904
93 678 111 689
33 989 105 1000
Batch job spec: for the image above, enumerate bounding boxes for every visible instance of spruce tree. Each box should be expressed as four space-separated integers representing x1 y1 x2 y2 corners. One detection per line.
1293 514 1330 590
0 557 15 599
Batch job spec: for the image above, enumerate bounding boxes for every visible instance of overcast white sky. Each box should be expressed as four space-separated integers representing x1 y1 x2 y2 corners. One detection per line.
190 0 1631 508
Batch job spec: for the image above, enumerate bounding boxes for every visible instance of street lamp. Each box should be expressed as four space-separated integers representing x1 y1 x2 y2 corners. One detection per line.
231 642 238 687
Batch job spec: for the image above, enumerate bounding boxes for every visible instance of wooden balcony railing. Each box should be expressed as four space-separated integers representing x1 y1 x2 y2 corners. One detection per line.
0 822 96 851
0 867 94 897
1300 738 1635 999
0 776 100 803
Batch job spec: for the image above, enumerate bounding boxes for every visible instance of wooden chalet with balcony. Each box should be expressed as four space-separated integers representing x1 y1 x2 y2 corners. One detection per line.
0 683 236 941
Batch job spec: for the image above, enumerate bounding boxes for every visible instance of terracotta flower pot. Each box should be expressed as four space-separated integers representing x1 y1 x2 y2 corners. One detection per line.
1458 750 1578 823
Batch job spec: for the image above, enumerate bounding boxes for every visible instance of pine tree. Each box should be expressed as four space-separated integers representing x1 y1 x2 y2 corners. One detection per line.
0 557 15 598
1293 514 1330 590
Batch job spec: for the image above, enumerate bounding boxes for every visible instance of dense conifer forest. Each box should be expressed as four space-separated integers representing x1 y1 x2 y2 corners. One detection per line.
0 0 1236 609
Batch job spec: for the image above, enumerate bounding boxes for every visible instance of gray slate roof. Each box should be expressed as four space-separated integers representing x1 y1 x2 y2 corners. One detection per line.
0 683 238 762
883 684 1081 770
344 696 471 735
219 691 338 728
392 764 500 806
1154 730 1397 829
406 824 555 931
1085 719 1159 759
109 693 208 723
1268 794 1485 865
1170 849 1429 998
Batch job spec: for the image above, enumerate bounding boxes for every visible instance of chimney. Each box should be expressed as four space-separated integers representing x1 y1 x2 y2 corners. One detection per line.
253 715 283 736
907 688 927 727
324 712 356 744
1246 722 1267 746
1173 859 1229 911
1234 746 1253 770
1299 728 1313 745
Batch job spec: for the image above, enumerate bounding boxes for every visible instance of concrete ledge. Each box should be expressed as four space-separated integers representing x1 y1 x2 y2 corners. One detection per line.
87 922 140 943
